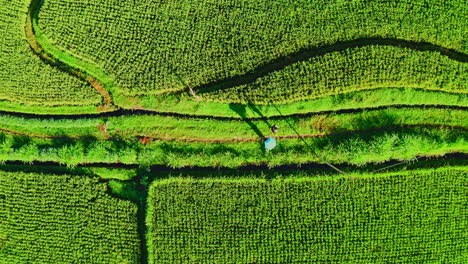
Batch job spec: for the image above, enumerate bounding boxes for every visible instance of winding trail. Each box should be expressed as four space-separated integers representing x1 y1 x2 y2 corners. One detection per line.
26 0 468 116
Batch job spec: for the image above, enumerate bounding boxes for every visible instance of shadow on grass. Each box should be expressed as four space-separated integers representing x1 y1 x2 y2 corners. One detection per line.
229 103 265 139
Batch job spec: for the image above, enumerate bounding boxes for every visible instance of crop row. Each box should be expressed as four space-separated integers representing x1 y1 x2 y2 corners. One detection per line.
38 0 467 99
147 167 467 263
200 45 467 104
1 165 464 262
0 170 140 263
0 0 101 110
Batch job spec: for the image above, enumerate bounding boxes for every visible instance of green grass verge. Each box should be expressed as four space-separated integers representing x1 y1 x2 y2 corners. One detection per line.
0 108 465 142
0 0 101 113
32 0 123 106
135 88 467 117
92 167 138 181
0 126 464 167
0 169 140 263
146 166 467 263
106 108 468 141
0 100 100 115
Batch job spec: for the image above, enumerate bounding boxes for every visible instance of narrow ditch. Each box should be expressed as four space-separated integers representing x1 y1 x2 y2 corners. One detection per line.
0 103 466 120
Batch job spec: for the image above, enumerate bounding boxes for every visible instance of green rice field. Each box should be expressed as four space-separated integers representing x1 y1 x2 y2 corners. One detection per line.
0 0 466 262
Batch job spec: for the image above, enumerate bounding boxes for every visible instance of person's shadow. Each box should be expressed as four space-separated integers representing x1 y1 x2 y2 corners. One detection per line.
229 103 265 139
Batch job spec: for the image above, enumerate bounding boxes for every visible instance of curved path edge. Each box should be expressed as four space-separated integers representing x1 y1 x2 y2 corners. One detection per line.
26 0 115 111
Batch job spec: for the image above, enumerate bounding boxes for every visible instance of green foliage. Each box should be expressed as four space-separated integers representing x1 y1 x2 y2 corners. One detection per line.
92 167 138 181
0 170 140 263
0 0 101 111
147 167 468 263
140 88 468 117
0 107 465 143
201 46 467 104
105 108 468 141
38 0 467 105
0 126 463 167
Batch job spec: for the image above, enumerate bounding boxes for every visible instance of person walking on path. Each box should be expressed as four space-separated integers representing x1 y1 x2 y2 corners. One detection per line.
271 125 279 134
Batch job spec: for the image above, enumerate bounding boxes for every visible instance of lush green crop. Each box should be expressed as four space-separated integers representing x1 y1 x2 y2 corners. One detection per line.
201 46 467 104
147 167 467 263
38 0 467 106
0 0 101 113
0 170 140 263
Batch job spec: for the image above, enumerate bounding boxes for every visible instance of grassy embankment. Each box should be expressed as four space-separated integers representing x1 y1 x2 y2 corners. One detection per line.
0 107 464 167
0 0 101 114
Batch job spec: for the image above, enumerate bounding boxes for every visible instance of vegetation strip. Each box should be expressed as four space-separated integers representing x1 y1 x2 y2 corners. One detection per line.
0 126 464 167
0 108 465 142
135 125 467 143
26 0 114 111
